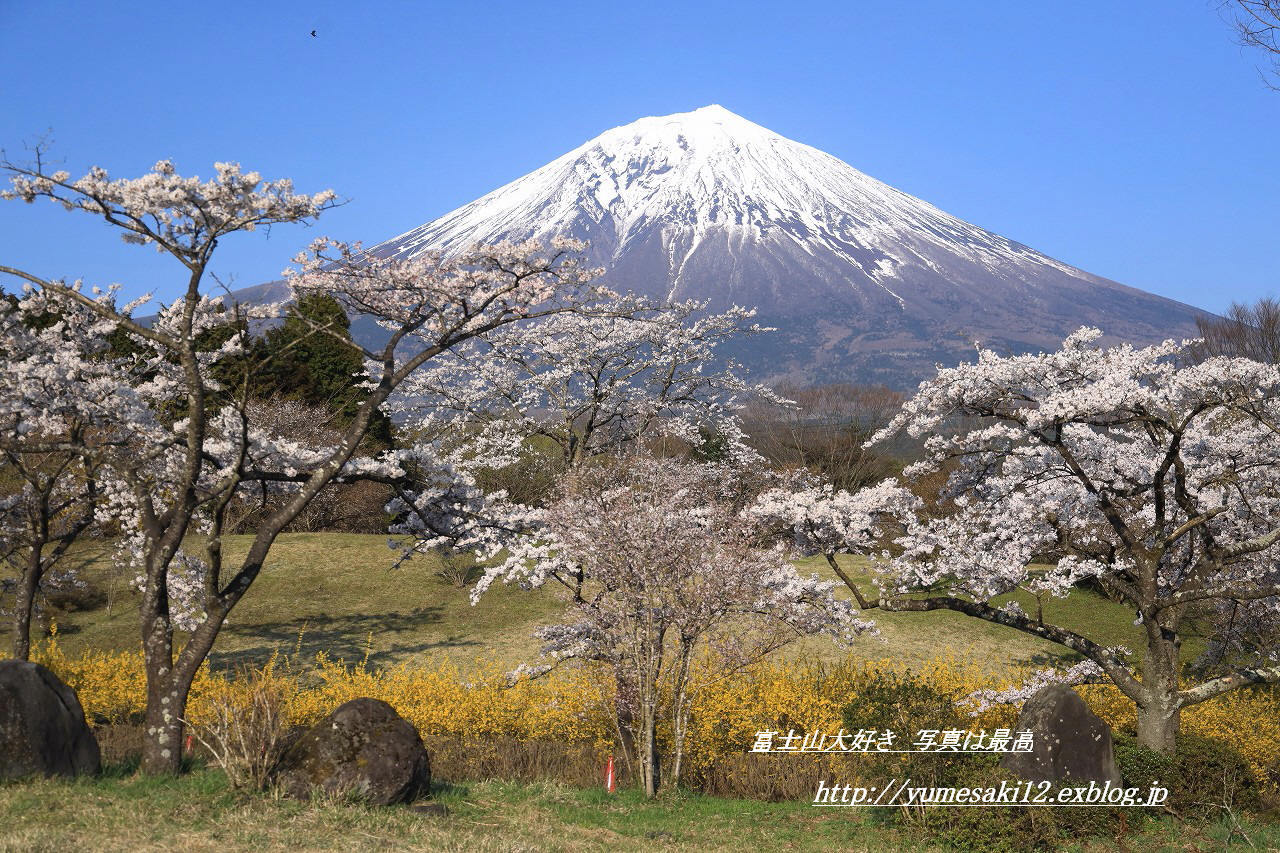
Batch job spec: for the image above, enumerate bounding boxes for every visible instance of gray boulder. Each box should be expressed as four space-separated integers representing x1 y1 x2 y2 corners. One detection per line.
276 698 430 805
0 659 101 780
1000 684 1122 785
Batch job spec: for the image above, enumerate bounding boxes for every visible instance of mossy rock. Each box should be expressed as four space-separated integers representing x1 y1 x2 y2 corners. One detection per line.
276 697 430 805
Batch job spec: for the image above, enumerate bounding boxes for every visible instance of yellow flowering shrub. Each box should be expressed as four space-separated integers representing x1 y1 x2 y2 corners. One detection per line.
29 628 220 724
31 633 148 724
19 632 1279 794
271 652 616 745
680 655 1018 774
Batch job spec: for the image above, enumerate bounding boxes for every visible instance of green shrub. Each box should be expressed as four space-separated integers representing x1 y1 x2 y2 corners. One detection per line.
907 761 1142 852
840 670 974 793
1113 732 1260 816
841 669 966 735
919 802 1127 852
837 672 1165 850
1111 733 1172 791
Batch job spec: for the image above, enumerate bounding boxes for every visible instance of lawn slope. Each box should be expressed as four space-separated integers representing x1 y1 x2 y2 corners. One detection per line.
33 533 1186 675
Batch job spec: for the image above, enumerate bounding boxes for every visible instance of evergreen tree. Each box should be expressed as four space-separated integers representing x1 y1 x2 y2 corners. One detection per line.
258 293 392 447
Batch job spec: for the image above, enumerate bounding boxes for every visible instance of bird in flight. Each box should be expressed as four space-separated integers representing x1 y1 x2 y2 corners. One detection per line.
310 29 317 37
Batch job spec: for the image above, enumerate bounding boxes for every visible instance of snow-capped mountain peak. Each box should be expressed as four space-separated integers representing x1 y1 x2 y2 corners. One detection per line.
383 105 1067 280
368 106 1204 385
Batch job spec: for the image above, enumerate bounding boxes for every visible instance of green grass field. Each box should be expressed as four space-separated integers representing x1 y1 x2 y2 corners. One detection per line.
0 768 1273 853
34 532 1191 676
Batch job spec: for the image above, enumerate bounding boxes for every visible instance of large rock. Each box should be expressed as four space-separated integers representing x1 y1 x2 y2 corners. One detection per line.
276 698 430 805
0 659 100 780
1000 684 1122 785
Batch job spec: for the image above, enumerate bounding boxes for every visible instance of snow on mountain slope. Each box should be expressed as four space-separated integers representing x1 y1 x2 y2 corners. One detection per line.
386 106 1069 280
365 105 1205 386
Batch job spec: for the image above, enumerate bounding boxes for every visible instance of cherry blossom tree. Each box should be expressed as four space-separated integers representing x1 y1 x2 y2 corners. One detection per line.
222 396 380 534
0 287 143 658
387 296 789 607
1 153 611 774
441 455 870 797
393 297 781 474
758 328 1280 754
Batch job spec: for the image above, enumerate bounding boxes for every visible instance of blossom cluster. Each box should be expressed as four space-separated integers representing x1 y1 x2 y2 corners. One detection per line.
467 457 875 669
2 159 336 255
391 296 781 472
962 659 1111 715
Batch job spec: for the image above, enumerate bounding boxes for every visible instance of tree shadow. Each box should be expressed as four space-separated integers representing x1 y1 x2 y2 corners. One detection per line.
208 606 481 670
1018 650 1086 668
99 754 140 779
428 779 470 797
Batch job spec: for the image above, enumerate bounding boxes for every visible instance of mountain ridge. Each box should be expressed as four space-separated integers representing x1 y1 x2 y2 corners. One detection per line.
247 105 1209 387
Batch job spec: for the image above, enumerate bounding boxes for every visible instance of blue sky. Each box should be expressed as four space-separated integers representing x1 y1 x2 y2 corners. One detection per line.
1 0 1276 313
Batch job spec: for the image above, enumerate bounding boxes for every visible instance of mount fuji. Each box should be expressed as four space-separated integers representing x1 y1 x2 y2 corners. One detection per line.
278 105 1209 386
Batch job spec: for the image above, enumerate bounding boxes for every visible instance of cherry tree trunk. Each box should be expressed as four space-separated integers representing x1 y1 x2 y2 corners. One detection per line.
139 605 200 775
1136 637 1182 754
10 566 37 661
639 699 660 798
1136 698 1180 754
613 668 638 774
141 674 191 775
139 603 229 775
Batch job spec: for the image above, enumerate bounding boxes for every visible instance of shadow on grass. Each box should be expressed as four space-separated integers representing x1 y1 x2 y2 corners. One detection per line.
208 606 481 670
96 753 208 778
99 755 141 779
428 779 471 798
1019 650 1086 668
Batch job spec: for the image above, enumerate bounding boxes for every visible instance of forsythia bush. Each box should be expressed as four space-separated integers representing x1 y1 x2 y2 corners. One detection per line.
22 633 1280 793
30 627 219 724
28 632 616 747
682 655 1018 770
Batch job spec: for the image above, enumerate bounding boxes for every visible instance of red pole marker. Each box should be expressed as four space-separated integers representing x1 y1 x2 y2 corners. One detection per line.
605 755 616 793
184 734 193 754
